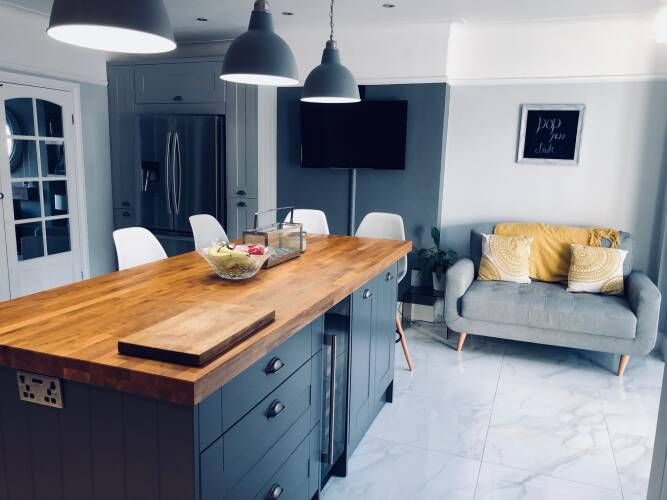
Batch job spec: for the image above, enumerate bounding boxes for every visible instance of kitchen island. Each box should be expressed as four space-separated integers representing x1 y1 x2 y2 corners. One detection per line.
0 234 411 500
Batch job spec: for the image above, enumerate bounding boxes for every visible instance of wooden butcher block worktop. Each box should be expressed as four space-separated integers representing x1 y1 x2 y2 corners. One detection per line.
0 235 411 405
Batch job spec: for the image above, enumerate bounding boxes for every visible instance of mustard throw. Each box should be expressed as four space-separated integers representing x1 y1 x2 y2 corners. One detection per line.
494 223 620 283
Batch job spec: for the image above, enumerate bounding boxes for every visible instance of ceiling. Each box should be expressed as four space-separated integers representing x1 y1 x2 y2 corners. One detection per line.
1 0 663 43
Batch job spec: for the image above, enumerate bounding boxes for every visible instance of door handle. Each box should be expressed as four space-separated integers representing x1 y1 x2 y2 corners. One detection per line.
0 192 4 200
236 190 246 196
173 95 183 102
266 484 283 500
267 400 286 419
171 132 180 215
237 201 247 208
265 357 285 374
174 132 183 215
164 131 173 214
122 211 131 217
363 289 373 299
385 272 394 281
121 201 130 207
324 334 337 465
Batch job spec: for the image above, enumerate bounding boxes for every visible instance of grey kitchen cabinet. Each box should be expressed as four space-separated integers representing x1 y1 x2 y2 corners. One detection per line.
225 83 277 238
134 61 226 105
373 265 398 408
107 65 137 211
226 84 258 199
227 197 258 239
348 263 398 454
113 208 136 229
348 278 375 453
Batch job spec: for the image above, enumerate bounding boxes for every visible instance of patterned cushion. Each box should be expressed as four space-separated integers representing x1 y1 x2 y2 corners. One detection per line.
567 244 628 295
478 233 532 284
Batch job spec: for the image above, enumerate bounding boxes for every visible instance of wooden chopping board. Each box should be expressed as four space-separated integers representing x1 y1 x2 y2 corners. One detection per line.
118 302 276 367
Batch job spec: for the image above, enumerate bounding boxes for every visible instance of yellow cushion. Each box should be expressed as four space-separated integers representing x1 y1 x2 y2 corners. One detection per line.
567 244 627 295
494 223 620 283
478 233 532 284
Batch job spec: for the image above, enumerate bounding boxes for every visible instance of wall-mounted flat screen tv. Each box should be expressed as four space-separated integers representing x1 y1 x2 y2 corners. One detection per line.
300 100 408 170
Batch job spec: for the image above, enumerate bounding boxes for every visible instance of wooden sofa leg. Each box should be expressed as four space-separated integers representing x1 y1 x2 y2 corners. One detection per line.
618 354 630 376
396 313 414 372
456 332 468 352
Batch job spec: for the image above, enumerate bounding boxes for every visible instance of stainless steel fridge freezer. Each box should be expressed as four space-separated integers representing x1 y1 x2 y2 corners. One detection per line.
137 114 225 256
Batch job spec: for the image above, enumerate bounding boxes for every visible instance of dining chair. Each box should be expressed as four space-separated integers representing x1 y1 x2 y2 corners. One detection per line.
113 227 167 271
355 212 414 371
284 209 330 235
189 214 229 249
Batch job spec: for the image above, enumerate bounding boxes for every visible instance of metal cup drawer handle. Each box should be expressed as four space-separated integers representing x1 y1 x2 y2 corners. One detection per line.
266 484 283 499
363 289 373 299
267 400 286 418
265 357 285 375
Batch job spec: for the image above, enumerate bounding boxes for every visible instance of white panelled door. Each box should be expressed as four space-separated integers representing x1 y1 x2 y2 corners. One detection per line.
0 82 83 299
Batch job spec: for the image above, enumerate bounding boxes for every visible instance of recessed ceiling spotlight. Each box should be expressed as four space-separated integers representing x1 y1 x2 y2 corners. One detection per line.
281 11 294 16
196 17 208 22
382 3 396 8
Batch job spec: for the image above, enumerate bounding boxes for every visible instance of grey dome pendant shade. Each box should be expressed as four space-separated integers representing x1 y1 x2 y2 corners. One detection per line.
302 40 360 103
220 0 299 86
47 0 176 54
301 0 359 103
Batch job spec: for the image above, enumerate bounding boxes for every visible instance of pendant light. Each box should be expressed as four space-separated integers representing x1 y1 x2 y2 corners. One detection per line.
301 0 360 103
47 0 176 54
220 0 299 86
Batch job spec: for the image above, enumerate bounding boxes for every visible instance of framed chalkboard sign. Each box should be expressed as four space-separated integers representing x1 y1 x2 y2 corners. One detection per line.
517 104 585 165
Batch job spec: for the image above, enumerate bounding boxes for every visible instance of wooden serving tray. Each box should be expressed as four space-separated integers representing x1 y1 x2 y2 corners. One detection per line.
118 302 276 367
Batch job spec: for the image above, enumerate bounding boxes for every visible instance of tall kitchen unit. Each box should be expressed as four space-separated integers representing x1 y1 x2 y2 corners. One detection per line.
107 58 277 257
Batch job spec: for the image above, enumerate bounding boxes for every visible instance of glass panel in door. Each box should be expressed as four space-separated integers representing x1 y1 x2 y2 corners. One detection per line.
3 97 72 261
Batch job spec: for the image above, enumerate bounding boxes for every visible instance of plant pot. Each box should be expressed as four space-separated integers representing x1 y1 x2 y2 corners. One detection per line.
432 272 446 291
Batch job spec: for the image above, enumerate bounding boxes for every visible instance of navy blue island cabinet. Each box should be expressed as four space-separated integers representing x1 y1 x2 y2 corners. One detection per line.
0 263 398 500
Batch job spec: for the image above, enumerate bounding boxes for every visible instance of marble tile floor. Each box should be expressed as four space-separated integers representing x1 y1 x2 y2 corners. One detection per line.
322 322 664 500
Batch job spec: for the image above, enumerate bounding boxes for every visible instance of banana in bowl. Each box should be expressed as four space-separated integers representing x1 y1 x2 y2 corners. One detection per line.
198 243 269 280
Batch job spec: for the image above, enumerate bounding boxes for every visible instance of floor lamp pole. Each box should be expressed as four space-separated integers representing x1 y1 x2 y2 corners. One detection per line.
349 168 357 235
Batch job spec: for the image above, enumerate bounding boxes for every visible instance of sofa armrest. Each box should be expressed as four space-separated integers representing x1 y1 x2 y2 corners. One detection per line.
445 258 475 328
626 271 662 354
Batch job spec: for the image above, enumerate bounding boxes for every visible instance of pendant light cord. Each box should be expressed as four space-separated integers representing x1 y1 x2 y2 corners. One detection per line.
329 0 335 41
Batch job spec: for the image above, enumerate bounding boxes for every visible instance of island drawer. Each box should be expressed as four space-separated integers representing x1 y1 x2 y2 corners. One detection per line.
253 434 310 500
210 412 313 500
221 323 312 432
199 323 313 451
221 357 312 492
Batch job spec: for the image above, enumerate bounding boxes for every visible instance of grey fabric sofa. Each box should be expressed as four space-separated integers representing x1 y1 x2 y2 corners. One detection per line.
445 223 662 375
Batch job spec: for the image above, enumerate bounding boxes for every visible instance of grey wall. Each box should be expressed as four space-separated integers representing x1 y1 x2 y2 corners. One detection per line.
80 83 115 277
441 81 667 274
277 83 448 251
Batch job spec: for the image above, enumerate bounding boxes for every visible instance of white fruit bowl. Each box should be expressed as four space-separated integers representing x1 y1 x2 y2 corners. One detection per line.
198 244 270 280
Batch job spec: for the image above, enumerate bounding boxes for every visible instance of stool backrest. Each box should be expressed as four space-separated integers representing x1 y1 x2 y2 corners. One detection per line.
113 227 167 271
284 209 330 235
355 212 407 283
189 214 229 249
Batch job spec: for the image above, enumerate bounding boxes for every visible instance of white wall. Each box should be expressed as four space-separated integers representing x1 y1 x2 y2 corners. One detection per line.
441 80 667 272
447 16 667 82
0 4 107 85
282 21 450 84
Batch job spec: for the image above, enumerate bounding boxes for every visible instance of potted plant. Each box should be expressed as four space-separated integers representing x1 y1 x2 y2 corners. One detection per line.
418 227 457 291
